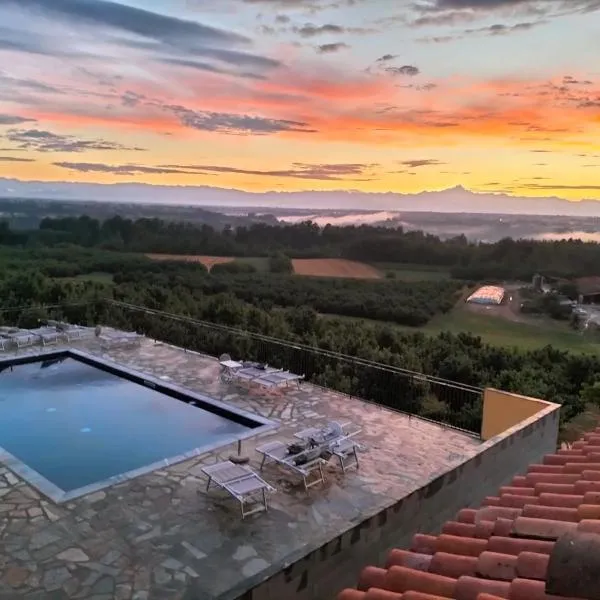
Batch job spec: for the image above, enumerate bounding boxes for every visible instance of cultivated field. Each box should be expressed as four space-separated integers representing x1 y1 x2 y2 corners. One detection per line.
146 254 234 270
292 258 382 279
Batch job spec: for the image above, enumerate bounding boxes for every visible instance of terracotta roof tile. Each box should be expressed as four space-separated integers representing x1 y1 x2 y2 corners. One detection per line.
498 494 539 509
580 469 600 481
521 505 578 522
430 553 478 578
499 486 536 496
486 536 555 556
402 593 451 600
573 480 600 494
386 550 432 572
363 590 404 600
491 518 515 537
473 521 496 539
511 516 577 539
483 496 502 506
435 535 488 557
582 490 600 503
454 576 510 600
576 504 600 520
537 493 584 508
411 534 438 555
457 509 478 524
528 464 566 474
384 566 456 596
577 519 600 534
336 429 600 600
534 483 576 495
515 552 549 580
442 522 478 538
475 551 517 580
358 566 387 591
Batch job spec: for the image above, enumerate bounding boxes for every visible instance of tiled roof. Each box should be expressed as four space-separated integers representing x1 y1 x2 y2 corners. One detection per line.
336 428 600 600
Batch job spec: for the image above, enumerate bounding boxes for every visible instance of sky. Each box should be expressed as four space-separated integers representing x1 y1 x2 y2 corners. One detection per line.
0 0 599 202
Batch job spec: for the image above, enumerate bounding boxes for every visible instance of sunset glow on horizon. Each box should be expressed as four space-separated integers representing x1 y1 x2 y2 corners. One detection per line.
0 0 599 203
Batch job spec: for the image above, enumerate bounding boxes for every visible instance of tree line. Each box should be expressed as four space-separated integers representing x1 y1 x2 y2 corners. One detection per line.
0 216 598 280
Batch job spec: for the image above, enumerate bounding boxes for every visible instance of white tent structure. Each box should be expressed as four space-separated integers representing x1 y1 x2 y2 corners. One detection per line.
466 286 505 305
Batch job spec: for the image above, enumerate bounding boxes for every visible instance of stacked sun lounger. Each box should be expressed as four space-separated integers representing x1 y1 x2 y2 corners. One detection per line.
29 326 61 346
4 330 38 350
59 324 92 342
219 359 304 388
256 420 362 489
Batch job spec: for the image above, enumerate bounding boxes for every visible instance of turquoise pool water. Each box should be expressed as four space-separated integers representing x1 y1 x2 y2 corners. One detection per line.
0 356 249 493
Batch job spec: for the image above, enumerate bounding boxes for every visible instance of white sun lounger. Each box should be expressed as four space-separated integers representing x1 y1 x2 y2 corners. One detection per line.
61 325 91 342
236 366 283 381
254 370 305 388
201 460 276 518
256 440 326 490
330 437 360 472
294 421 361 444
294 421 362 472
29 327 60 346
8 332 37 349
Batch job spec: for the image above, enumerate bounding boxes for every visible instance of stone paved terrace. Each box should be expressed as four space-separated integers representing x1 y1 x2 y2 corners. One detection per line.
0 332 482 600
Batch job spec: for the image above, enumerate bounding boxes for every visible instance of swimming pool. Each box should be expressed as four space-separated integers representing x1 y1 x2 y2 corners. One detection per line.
0 349 274 502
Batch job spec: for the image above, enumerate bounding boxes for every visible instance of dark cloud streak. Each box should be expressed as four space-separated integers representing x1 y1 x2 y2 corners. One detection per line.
316 42 349 53
53 160 375 180
5 129 145 153
0 114 37 125
0 155 35 162
164 105 317 135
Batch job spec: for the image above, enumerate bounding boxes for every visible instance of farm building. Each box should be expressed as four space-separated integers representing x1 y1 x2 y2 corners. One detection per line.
575 276 600 303
466 285 505 305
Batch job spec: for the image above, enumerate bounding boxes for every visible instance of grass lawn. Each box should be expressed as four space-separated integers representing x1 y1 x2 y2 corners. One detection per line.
324 305 600 356
372 262 451 281
417 307 600 355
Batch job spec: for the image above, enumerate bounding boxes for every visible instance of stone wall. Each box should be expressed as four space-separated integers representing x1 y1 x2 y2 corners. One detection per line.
240 402 560 600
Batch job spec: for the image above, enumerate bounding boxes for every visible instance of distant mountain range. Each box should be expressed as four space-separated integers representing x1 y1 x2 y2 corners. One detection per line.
1 178 599 216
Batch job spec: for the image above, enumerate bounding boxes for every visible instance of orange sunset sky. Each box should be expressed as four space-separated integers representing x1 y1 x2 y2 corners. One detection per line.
0 0 599 202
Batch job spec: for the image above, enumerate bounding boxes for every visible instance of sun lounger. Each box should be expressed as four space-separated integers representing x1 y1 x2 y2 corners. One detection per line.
293 421 363 473
29 327 60 346
253 370 305 388
256 440 326 490
7 331 37 349
60 325 91 342
201 460 275 518
330 437 360 472
294 421 361 444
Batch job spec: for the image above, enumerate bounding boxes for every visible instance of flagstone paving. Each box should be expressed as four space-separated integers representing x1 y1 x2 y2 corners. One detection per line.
0 333 481 599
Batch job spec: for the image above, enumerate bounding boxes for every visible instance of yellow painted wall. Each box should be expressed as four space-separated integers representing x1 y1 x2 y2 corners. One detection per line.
481 388 556 441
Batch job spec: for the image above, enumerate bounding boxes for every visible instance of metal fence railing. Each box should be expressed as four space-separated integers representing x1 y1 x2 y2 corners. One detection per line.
0 300 484 436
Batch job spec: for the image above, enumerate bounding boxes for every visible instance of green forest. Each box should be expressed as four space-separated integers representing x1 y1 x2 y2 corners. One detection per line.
0 216 600 436
2 215 600 279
